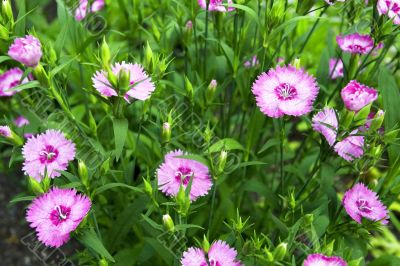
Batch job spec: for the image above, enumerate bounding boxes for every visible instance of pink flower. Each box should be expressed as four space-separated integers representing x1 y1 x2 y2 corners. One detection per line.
186 20 193 30
0 68 29 96
26 187 91 248
22 130 76 182
14 116 30 127
75 0 89 21
312 107 338 146
92 61 155 102
157 150 212 201
181 240 243 266
8 35 42 67
341 80 378 112
91 0 105 12
343 183 389 224
244 55 259 68
325 0 346 5
198 0 235 12
334 132 364 161
252 65 319 118
329 58 344 79
0 126 12 138
336 33 374 54
378 0 400 25
304 254 347 266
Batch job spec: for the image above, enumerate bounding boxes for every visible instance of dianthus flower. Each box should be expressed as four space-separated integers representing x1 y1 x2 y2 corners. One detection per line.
0 68 29 96
378 0 400 25
8 35 42 67
304 254 347 266
341 80 378 112
198 0 235 12
312 107 338 146
336 33 374 54
329 58 344 79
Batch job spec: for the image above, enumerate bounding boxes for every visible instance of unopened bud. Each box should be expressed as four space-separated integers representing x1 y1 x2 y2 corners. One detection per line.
206 79 217 104
118 69 130 92
101 37 111 68
202 235 210 253
293 58 301 69
2 0 13 23
273 242 287 261
33 64 50 87
185 20 193 31
78 160 89 188
217 150 228 173
162 122 171 143
143 177 153 196
29 176 44 195
144 41 153 70
185 76 193 100
162 214 175 233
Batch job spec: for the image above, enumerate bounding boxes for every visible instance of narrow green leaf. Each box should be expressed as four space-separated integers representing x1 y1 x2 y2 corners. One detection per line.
208 138 244 153
113 118 129 161
94 183 143 195
78 229 115 262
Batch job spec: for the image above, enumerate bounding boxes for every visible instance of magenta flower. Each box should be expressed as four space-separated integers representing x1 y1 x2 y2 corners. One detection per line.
157 150 212 201
8 35 42 67
329 58 344 79
198 0 235 12
0 68 29 96
22 130 76 181
336 33 374 54
26 188 91 248
334 131 364 161
181 240 243 266
343 183 389 224
92 61 155 102
14 116 30 127
252 65 319 118
378 0 400 25
75 0 89 21
0 126 12 138
244 55 260 68
304 254 347 266
341 80 378 112
312 107 338 146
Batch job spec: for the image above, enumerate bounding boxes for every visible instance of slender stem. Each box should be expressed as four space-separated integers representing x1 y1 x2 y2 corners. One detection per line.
203 2 209 79
279 118 285 194
208 184 217 232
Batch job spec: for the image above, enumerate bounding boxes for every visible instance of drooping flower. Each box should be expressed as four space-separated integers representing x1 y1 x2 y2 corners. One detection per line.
198 0 235 12
336 33 374 54
181 240 243 266
377 0 400 25
26 187 91 248
157 150 212 201
92 61 155 102
343 183 389 224
329 58 344 79
14 116 30 127
0 68 29 96
8 35 42 67
304 254 347 266
244 55 260 68
252 65 319 118
0 126 12 138
312 107 338 146
334 132 364 161
22 130 76 181
341 80 378 112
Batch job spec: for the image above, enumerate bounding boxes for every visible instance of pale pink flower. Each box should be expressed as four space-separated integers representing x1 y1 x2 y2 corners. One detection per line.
304 254 347 266
8 35 42 67
198 0 235 12
341 80 378 112
334 131 364 161
244 56 259 68
75 0 89 21
336 33 374 54
186 20 193 30
22 130 76 181
252 65 319 118
0 126 12 138
325 0 346 4
181 240 243 266
312 107 338 146
329 58 344 79
0 68 29 96
26 188 91 248
92 61 155 102
378 0 400 24
157 150 212 201
91 0 105 12
343 183 389 224
14 116 29 127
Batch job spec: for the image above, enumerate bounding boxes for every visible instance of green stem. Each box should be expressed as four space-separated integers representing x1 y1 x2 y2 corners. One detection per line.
279 118 285 195
203 1 209 79
208 183 218 234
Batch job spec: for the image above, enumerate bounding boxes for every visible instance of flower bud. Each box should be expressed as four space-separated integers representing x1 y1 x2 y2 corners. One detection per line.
162 122 171 143
176 185 190 216
99 258 108 266
185 76 194 101
206 79 217 104
217 150 228 173
293 58 301 69
323 240 335 256
101 37 111 68
202 235 210 253
0 125 23 146
29 176 44 195
263 247 274 262
185 20 193 31
33 64 50 87
78 160 89 188
273 242 287 261
2 0 13 23
107 70 118 89
162 214 175 233
143 177 153 197
118 69 131 92
144 41 153 70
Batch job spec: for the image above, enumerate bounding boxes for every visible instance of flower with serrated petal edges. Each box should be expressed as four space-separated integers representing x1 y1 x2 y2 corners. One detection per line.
312 107 338 146
304 254 347 266
0 68 29 96
336 33 374 54
198 0 235 12
26 187 91 248
181 240 243 266
22 129 76 182
378 0 400 25
92 61 155 103
343 183 389 224
341 80 378 112
334 131 364 161
8 35 42 67
252 65 319 118
329 58 344 79
157 150 212 201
